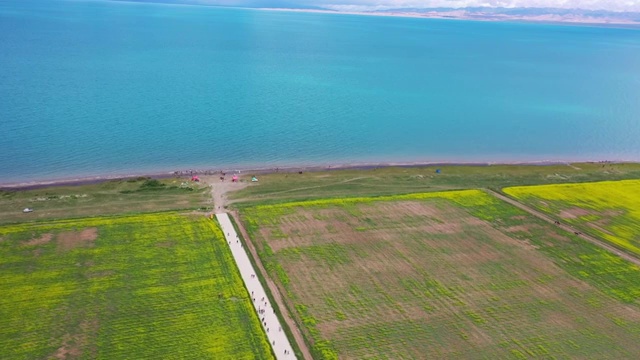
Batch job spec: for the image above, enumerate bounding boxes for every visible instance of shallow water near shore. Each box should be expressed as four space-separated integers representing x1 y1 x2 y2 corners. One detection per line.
1 0 640 183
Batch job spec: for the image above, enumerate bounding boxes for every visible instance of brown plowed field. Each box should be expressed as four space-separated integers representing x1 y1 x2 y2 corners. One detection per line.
241 191 640 359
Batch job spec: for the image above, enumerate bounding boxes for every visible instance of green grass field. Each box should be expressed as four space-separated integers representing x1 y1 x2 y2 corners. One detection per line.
230 162 640 206
0 177 211 225
240 190 640 359
504 180 640 257
0 213 272 359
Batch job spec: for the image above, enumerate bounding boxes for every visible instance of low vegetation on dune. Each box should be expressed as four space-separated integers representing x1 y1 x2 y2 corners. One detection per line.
240 190 640 359
0 213 272 359
504 179 640 256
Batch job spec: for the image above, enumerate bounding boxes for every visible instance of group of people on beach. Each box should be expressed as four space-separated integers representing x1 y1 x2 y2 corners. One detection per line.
172 165 330 178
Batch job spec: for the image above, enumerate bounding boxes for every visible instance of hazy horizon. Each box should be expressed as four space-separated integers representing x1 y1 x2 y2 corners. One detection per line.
107 0 640 13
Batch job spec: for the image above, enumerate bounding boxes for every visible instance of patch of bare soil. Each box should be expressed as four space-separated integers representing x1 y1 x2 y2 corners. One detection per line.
200 175 250 213
559 207 590 219
156 240 175 248
375 201 444 218
612 303 640 322
503 225 533 234
544 309 581 330
271 209 370 251
260 197 640 358
57 228 98 251
85 270 116 279
23 233 53 246
272 201 464 252
418 222 462 234
180 212 206 220
53 337 81 360
53 319 98 360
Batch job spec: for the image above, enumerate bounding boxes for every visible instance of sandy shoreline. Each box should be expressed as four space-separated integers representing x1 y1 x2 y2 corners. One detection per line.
0 160 631 190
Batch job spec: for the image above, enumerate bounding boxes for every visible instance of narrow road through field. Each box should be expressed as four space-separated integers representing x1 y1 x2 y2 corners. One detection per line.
229 211 314 360
484 189 640 266
216 213 298 360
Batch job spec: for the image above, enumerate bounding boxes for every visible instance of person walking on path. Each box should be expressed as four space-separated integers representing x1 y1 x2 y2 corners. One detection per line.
216 213 298 359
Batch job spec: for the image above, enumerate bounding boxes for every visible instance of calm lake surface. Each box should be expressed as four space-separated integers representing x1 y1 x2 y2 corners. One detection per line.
1 0 640 183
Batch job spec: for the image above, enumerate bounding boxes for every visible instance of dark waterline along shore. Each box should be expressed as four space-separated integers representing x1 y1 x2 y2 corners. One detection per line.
1 159 632 190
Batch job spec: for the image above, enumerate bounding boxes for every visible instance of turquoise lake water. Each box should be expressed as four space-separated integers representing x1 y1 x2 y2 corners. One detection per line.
1 0 640 183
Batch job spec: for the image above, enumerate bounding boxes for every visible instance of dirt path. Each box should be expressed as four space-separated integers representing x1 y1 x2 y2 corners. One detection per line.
230 211 314 360
484 189 640 266
200 175 250 213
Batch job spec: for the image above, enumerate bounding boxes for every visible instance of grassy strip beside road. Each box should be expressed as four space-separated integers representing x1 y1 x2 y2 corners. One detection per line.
230 163 640 206
0 177 211 225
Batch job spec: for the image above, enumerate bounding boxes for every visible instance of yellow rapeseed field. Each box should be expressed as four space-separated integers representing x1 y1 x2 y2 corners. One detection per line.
504 179 640 255
0 213 272 359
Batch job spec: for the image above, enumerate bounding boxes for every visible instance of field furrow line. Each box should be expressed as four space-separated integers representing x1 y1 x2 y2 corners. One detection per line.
484 188 640 266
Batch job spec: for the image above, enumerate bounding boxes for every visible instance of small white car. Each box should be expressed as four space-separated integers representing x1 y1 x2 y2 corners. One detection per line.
23 208 33 213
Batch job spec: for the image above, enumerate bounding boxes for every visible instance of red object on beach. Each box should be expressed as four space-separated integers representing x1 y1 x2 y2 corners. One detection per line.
232 175 238 182
191 176 200 182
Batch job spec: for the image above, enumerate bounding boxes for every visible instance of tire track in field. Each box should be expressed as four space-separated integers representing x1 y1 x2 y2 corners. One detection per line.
484 188 640 267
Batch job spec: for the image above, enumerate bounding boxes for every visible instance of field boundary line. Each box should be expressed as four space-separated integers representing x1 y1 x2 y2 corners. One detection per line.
484 188 640 266
228 211 315 360
216 213 297 360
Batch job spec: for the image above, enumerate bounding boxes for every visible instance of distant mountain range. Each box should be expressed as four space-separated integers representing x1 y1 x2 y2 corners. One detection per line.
109 1 640 26
367 7 640 25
